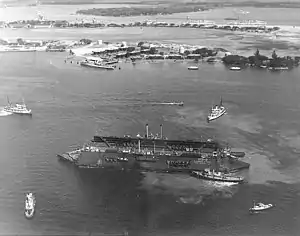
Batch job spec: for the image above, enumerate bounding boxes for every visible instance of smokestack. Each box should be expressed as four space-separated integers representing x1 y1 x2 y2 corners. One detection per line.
160 124 163 139
138 139 141 152
146 124 149 138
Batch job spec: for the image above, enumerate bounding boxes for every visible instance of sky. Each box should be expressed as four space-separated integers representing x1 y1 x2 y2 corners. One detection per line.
1 0 300 5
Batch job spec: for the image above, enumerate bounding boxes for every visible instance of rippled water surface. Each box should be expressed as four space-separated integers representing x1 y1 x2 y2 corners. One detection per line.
0 52 300 235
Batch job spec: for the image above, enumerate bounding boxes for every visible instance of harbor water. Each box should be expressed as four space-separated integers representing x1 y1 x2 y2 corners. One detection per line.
0 50 300 235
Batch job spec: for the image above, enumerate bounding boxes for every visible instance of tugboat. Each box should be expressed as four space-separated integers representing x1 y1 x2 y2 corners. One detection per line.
207 97 226 122
191 168 244 183
249 201 274 213
3 97 32 115
24 192 36 219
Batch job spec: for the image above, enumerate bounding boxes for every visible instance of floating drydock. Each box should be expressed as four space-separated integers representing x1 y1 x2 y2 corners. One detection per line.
58 124 250 172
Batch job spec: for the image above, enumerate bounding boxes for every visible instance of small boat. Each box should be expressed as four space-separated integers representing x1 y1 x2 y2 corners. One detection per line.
3 97 32 115
24 192 36 219
191 168 244 183
249 201 274 213
207 97 226 122
229 66 241 71
188 66 199 70
80 59 115 70
151 102 184 106
269 66 289 71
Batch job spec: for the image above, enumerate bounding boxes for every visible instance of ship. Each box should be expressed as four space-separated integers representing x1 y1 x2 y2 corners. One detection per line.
3 97 32 115
24 192 36 219
80 57 116 70
191 157 245 183
207 97 226 122
191 169 244 183
58 124 250 173
150 101 184 106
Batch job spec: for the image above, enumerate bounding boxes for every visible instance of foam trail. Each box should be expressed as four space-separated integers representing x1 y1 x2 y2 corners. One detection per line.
0 108 12 117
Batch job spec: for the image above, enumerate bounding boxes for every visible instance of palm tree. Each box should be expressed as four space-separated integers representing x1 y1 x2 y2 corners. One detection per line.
272 50 278 59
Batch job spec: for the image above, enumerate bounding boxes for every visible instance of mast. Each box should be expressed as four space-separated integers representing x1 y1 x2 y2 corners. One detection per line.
220 96 223 106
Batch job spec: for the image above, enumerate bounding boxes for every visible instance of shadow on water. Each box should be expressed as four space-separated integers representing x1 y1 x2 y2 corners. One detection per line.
75 167 150 235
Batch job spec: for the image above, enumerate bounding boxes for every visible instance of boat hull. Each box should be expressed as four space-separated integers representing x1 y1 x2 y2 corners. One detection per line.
4 109 32 115
191 171 244 183
72 151 211 172
24 208 35 219
80 62 115 70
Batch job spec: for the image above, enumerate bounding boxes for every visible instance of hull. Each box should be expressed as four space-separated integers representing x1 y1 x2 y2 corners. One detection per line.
75 151 210 172
4 109 32 115
24 208 35 219
191 171 244 183
207 109 226 122
80 62 115 70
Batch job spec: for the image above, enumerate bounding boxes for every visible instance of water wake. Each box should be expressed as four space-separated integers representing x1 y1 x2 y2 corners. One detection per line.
142 172 239 205
0 108 12 117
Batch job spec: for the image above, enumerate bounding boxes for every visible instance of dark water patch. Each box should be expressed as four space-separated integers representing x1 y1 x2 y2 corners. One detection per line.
238 39 300 51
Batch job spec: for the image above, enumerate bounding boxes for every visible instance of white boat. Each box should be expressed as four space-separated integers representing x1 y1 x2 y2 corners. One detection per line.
80 58 115 70
151 102 184 106
269 67 289 71
3 97 32 115
188 66 199 70
229 66 241 71
249 202 274 213
207 97 226 122
191 168 244 183
24 192 36 219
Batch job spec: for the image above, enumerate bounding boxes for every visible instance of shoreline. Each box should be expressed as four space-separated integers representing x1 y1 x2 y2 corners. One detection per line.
2 19 281 35
1 37 298 71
